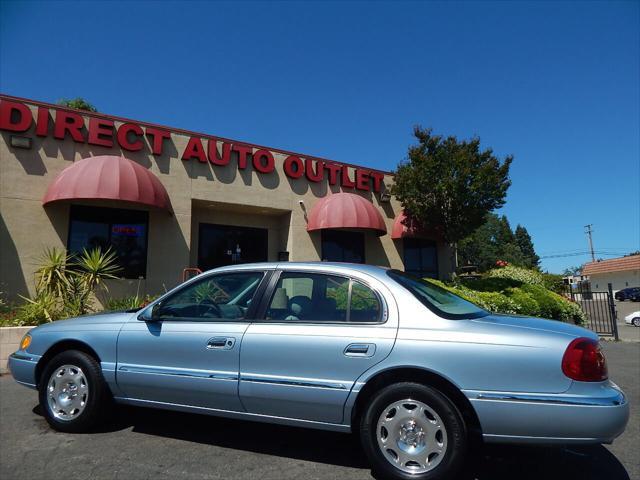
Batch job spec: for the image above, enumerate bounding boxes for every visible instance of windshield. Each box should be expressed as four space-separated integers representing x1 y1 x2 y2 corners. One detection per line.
387 270 488 319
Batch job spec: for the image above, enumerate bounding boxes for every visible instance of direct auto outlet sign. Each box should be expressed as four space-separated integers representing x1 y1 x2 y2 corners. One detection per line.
0 99 386 193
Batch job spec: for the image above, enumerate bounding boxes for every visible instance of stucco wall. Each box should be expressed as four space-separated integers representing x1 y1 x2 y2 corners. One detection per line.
589 270 640 293
0 98 453 303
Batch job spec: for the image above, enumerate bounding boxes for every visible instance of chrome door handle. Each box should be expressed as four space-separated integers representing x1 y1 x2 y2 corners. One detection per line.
344 343 376 357
207 337 236 350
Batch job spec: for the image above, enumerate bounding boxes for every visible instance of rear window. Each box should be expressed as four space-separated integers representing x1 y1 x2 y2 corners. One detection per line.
387 270 488 319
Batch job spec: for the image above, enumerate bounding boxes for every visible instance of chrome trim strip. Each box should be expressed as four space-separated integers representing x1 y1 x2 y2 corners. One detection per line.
469 391 626 407
118 365 238 381
241 375 348 390
9 352 35 362
113 396 351 433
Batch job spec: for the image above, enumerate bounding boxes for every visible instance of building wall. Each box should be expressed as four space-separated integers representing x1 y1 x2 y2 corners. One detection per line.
589 270 640 293
0 98 454 303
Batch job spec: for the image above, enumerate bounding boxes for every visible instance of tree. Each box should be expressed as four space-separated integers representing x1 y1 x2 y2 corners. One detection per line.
392 127 513 248
57 97 97 112
562 265 583 276
515 225 540 268
458 213 532 272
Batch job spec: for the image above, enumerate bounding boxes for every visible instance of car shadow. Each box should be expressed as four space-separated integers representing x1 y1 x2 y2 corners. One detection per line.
32 404 630 480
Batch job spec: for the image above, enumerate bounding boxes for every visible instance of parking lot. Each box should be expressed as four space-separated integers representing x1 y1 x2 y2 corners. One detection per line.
0 342 637 480
616 300 640 342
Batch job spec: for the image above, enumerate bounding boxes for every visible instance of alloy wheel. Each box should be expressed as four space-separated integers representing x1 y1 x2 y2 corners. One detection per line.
376 398 448 474
46 364 89 421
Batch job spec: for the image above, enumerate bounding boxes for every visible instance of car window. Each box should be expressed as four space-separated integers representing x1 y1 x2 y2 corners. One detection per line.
157 271 264 321
265 272 382 323
350 280 381 322
387 270 488 319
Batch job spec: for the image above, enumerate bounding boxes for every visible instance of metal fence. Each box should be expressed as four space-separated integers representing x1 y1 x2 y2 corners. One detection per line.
568 283 619 340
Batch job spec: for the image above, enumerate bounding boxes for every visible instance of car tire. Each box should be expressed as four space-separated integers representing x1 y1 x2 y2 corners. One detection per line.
360 382 467 480
633 318 640 327
38 350 112 433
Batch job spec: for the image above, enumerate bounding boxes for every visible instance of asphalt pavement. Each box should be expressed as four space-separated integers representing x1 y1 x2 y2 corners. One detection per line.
0 342 638 480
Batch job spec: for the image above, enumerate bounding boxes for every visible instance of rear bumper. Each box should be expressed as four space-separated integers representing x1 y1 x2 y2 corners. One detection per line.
7 352 40 389
465 382 629 445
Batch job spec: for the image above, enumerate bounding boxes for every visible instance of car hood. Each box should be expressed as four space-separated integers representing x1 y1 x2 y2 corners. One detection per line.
471 313 598 340
31 311 135 332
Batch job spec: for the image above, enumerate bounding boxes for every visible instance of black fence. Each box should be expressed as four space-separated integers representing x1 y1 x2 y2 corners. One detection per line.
567 283 619 340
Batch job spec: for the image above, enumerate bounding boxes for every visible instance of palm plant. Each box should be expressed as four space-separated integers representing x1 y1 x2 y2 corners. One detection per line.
35 247 71 298
14 246 123 325
74 247 122 293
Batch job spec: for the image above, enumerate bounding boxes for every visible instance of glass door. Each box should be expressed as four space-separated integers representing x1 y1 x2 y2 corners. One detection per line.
198 223 268 271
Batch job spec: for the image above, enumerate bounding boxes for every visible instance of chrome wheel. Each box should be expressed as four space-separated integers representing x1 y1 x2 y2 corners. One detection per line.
46 364 89 421
376 398 448 474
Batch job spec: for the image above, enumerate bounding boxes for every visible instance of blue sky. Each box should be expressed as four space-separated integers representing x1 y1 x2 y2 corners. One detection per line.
1 0 638 273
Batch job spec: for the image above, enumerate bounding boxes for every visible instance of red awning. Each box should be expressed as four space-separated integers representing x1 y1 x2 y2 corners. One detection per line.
306 192 387 235
391 210 420 239
391 210 442 240
42 155 172 212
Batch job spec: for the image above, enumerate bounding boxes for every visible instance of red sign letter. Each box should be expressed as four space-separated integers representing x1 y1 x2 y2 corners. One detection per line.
182 136 207 162
0 100 33 132
145 127 171 155
341 166 356 189
305 158 324 182
208 139 231 166
370 171 385 193
284 155 304 178
233 144 252 169
355 169 371 191
35 107 50 137
117 123 144 151
54 110 85 142
325 163 341 185
88 117 114 147
253 149 275 174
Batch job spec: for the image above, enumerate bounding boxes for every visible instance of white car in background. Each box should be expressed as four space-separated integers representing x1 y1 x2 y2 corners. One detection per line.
625 311 640 327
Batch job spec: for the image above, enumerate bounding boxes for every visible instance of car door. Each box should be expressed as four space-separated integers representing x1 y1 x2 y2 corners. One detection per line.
239 268 399 424
117 269 270 411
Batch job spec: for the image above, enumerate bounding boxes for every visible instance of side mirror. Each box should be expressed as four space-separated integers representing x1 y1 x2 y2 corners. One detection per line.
138 302 163 322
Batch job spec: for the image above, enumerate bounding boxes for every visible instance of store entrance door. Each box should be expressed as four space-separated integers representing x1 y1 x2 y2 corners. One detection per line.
198 223 268 271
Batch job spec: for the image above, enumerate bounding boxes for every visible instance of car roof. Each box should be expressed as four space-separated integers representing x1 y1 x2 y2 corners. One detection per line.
203 262 392 281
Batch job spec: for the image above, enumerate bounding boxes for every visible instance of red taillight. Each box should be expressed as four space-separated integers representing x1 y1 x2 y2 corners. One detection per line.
562 337 608 382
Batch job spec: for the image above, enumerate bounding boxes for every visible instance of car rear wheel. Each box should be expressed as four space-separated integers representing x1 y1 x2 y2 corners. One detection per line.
360 382 467 480
38 350 111 432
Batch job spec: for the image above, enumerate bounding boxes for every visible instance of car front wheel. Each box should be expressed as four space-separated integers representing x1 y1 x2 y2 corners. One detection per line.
38 350 111 432
360 382 467 480
633 317 640 327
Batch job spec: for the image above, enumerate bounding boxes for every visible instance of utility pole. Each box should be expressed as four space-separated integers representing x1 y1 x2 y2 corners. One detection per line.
585 224 595 262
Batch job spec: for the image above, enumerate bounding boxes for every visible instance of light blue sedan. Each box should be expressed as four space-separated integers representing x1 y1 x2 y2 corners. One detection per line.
8 263 629 480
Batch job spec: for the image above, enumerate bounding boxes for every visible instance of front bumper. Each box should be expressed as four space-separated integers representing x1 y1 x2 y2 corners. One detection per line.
7 352 40 389
465 382 629 445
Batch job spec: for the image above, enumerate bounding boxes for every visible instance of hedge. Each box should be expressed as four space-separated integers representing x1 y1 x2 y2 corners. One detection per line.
429 266 586 325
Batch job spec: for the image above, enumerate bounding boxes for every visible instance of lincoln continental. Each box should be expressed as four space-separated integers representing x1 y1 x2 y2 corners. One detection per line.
8 262 629 480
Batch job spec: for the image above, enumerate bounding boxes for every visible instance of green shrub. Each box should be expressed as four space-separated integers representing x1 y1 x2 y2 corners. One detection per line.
427 274 586 326
104 295 157 312
486 265 545 286
542 273 565 294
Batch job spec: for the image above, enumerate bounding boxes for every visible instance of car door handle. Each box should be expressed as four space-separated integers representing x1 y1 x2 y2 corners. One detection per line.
344 343 376 357
207 337 236 350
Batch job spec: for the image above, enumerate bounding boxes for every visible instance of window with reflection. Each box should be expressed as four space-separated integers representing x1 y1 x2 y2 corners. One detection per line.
68 205 148 279
158 272 264 321
403 238 438 279
266 272 381 323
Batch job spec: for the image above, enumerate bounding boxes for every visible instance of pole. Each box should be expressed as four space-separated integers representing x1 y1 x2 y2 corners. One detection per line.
607 283 619 341
584 224 595 262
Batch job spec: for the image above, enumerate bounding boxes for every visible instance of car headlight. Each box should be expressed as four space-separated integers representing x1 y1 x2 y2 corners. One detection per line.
19 334 32 351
